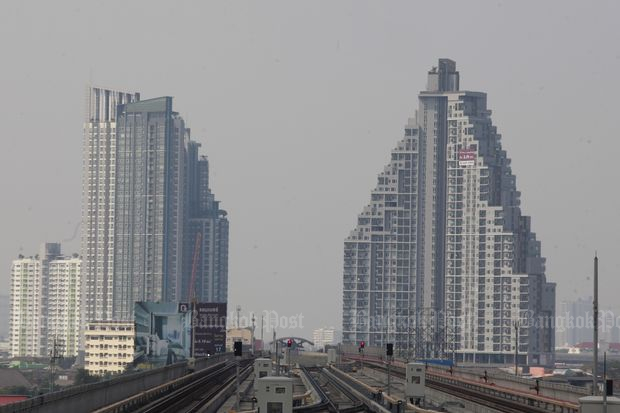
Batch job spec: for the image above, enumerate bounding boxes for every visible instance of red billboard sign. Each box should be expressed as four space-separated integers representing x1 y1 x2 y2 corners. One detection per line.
458 148 476 166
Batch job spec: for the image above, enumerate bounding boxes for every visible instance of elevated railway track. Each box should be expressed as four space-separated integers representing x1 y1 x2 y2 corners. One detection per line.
343 355 579 413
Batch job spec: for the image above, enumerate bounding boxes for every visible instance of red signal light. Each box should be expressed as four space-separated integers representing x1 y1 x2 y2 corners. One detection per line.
360 341 365 349
287 339 293 348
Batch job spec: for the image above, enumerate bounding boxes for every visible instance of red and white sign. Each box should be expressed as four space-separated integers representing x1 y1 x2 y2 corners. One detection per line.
458 148 476 167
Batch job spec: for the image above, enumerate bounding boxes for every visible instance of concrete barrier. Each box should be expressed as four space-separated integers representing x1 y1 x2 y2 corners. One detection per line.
431 366 588 404
0 354 231 413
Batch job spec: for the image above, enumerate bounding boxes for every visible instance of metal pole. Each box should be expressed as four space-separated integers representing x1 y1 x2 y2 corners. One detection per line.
191 301 195 359
235 357 240 410
236 305 241 329
387 358 391 396
361 348 364 373
604 352 608 413
454 328 457 367
251 314 256 355
593 254 599 396
276 341 280 376
288 347 291 377
514 321 519 376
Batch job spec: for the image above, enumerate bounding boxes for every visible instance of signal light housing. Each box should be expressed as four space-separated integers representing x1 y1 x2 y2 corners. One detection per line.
233 341 242 356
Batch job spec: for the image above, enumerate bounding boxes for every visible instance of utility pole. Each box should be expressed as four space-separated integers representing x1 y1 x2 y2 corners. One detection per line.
386 343 393 396
513 320 519 376
233 341 242 410
604 352 608 413
288 346 291 378
251 313 256 355
49 337 63 393
236 359 240 409
276 340 280 376
387 357 391 396
236 305 242 329
261 315 264 352
593 254 599 396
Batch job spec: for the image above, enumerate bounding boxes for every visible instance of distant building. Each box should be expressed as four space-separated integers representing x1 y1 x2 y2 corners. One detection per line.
342 59 555 365
226 327 253 352
47 256 81 357
9 255 45 357
82 87 140 324
9 244 81 358
84 321 134 376
557 297 593 347
81 87 229 328
313 328 336 349
0 295 9 341
112 96 187 320
181 141 229 303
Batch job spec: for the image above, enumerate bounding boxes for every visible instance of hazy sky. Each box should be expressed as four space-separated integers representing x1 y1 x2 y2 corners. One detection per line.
1 1 619 339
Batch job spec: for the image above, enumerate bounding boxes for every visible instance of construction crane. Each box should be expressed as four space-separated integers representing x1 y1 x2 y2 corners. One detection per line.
188 231 202 303
188 231 202 365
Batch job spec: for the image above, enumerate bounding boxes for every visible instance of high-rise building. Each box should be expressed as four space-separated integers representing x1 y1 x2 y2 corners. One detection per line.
557 297 593 347
342 59 555 365
182 141 229 303
113 97 187 321
82 87 140 324
9 243 81 358
81 88 229 334
47 255 81 357
9 256 45 357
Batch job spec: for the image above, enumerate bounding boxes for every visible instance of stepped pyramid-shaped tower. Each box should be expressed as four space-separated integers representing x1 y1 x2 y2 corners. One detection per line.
342 59 555 365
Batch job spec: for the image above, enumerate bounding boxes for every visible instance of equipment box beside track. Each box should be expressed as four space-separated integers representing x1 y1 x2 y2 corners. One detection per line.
255 357 273 378
257 376 293 413
406 362 426 399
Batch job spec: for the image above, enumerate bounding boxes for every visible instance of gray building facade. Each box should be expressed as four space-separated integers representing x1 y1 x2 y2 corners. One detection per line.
113 97 187 320
343 59 555 365
82 88 229 331
82 87 139 323
182 142 229 303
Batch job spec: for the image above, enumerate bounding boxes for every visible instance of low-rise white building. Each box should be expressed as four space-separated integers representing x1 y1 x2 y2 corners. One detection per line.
85 321 134 376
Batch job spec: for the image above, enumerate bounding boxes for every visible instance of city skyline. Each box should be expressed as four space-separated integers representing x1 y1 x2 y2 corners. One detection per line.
1 1 619 340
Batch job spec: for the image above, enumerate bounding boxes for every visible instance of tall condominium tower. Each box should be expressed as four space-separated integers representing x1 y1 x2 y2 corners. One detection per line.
82 87 140 323
182 141 229 303
9 243 81 358
82 88 229 327
113 97 187 320
47 255 81 357
10 255 45 357
342 59 555 365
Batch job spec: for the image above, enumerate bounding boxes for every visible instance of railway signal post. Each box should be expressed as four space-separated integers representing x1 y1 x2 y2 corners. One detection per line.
287 339 293 377
359 341 365 373
386 343 393 396
234 340 242 410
